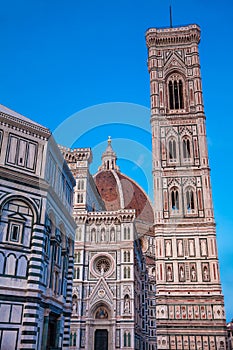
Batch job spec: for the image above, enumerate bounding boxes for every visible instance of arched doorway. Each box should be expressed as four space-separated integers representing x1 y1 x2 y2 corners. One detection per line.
94 329 108 350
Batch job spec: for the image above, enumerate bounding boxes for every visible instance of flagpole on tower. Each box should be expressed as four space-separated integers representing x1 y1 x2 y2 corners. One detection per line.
170 5 173 28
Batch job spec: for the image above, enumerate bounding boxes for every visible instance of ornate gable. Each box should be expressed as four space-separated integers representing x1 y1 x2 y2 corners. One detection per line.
164 52 186 75
89 276 114 307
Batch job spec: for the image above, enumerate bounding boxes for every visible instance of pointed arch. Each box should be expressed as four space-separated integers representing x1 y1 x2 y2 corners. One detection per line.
168 138 177 161
182 136 191 159
166 72 185 111
184 186 197 214
90 301 112 320
170 187 180 211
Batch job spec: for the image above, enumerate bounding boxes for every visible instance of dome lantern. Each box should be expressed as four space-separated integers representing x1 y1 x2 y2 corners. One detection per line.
98 137 119 171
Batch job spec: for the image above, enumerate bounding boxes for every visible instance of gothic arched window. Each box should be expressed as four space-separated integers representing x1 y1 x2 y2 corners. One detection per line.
73 333 77 346
124 250 130 262
75 227 82 241
124 266 130 279
168 139 177 161
124 227 130 240
168 76 184 110
183 138 191 159
124 332 131 347
74 267 80 279
75 251 81 263
171 188 179 211
77 193 83 203
186 188 195 211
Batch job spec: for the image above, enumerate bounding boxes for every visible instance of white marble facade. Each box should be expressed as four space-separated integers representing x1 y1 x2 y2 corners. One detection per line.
0 105 76 350
61 147 148 350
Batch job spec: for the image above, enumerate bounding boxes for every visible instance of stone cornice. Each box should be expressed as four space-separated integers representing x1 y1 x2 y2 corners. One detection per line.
74 209 136 225
0 112 50 140
146 24 200 48
0 165 47 190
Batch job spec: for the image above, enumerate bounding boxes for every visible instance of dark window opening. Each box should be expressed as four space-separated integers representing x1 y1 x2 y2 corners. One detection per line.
171 189 179 210
183 138 191 159
186 189 195 210
169 81 174 109
169 140 177 160
168 78 184 110
10 224 20 242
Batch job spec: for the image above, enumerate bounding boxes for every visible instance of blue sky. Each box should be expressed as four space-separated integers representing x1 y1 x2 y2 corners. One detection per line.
0 0 233 321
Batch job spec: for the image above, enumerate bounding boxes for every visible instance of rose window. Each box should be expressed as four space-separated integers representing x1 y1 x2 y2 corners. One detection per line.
90 253 115 278
95 257 111 274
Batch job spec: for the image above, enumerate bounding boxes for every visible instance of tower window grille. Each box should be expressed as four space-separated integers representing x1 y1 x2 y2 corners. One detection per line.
168 139 177 161
186 189 195 210
183 138 191 159
168 79 184 110
171 188 179 210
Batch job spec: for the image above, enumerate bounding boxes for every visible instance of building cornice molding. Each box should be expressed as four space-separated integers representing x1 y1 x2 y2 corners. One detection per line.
74 209 136 225
146 24 200 48
0 112 50 140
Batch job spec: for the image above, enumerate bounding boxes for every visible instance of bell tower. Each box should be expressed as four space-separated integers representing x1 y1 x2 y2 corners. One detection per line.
146 24 227 349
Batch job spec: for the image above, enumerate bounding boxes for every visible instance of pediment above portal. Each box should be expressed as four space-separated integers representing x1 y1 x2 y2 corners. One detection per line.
89 277 113 307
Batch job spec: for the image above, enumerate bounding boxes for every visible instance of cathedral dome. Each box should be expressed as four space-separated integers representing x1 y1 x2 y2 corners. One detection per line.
93 138 154 224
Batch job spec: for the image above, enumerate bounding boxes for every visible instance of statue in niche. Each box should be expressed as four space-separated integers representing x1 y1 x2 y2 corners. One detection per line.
191 266 196 281
166 240 172 256
96 306 108 319
91 229 96 242
99 262 107 275
177 239 183 256
166 265 173 281
189 239 195 256
100 229 105 242
203 265 209 281
72 302 77 313
179 265 185 281
110 229 115 241
201 239 207 256
124 295 130 313
72 295 78 314
151 267 156 277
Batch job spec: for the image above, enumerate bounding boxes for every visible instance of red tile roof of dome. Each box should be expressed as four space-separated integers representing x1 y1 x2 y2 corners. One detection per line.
94 170 154 224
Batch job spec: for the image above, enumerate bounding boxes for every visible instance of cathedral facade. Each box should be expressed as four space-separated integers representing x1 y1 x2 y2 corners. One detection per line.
0 22 228 350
